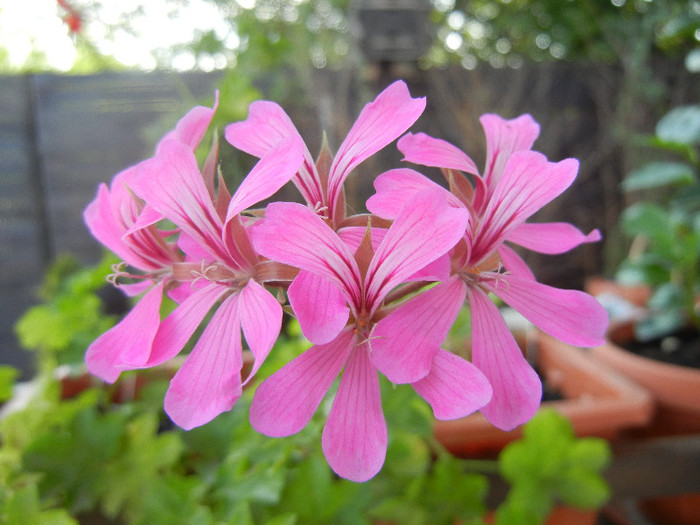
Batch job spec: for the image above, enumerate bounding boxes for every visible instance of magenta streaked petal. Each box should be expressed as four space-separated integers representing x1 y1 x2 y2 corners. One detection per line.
164 293 243 430
327 81 426 218
484 274 609 347
468 285 542 430
156 93 218 153
250 328 355 437
84 179 151 270
366 168 455 220
238 279 283 383
472 152 579 259
225 136 305 220
251 202 363 308
124 204 163 236
128 139 230 264
372 277 466 384
507 222 602 254
225 100 301 157
147 283 226 367
85 283 164 382
406 253 452 283
288 270 349 345
338 226 387 252
481 113 540 188
397 132 479 174
224 100 322 207
365 188 468 312
498 244 536 281
412 349 492 420
322 345 387 482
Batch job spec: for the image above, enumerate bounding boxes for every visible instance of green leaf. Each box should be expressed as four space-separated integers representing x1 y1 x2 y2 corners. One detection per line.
686 49 700 73
0 365 18 403
558 470 611 509
2 484 78 525
569 439 611 472
622 162 696 191
656 105 700 146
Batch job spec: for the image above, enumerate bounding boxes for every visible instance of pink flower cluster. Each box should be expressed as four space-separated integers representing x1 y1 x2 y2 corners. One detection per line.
84 81 608 482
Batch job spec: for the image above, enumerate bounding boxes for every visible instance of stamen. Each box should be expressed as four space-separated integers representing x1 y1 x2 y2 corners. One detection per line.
190 260 219 286
313 201 329 220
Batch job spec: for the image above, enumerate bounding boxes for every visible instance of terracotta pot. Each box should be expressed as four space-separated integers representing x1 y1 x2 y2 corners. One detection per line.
58 351 256 403
591 324 700 436
484 505 598 525
434 331 654 457
584 277 651 307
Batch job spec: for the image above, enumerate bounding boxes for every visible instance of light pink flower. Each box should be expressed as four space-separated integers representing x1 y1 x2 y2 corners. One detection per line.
84 97 305 430
368 132 608 430
127 135 304 430
225 80 426 228
84 95 222 384
249 189 491 481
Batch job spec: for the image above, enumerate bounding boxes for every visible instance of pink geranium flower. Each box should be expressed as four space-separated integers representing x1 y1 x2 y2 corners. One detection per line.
84 96 305 430
82 96 222 384
225 80 425 229
248 189 491 481
368 118 608 431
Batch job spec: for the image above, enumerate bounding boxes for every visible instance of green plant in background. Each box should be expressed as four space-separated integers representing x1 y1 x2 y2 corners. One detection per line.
494 409 611 525
14 253 122 370
616 102 700 339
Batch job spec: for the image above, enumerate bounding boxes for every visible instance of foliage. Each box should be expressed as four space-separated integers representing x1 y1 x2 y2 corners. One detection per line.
616 101 700 338
435 0 698 68
494 409 611 525
14 254 122 368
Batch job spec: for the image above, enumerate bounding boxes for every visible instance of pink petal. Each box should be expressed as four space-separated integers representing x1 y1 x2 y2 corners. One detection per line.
498 244 536 281
128 139 231 265
472 152 579 261
468 285 542 430
224 100 323 207
84 177 153 271
322 345 387 482
85 283 164 382
483 274 609 347
365 188 468 313
397 132 479 174
288 270 349 345
406 253 452 283
338 225 387 252
366 168 456 220
238 279 283 382
372 277 467 384
327 81 426 218
156 92 218 153
480 113 540 188
339 225 451 283
507 222 602 254
124 204 163 236
250 328 355 437
225 136 305 220
147 283 227 367
164 293 243 430
412 349 492 420
251 202 363 309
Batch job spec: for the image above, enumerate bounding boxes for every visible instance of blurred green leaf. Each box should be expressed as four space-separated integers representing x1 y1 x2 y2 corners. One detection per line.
498 410 611 519
686 48 700 72
0 366 18 403
622 161 696 191
656 105 700 146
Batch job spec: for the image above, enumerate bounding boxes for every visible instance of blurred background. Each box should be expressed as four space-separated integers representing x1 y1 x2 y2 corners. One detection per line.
1 0 699 377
